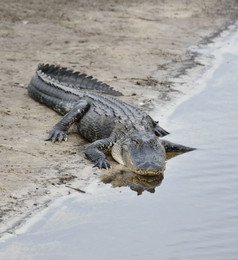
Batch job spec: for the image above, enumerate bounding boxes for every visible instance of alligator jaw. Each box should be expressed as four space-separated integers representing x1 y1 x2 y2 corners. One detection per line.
134 167 165 176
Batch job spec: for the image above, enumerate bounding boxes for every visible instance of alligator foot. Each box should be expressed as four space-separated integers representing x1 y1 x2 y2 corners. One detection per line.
85 137 114 170
161 139 196 152
46 100 90 143
154 124 169 137
46 127 68 142
93 158 111 170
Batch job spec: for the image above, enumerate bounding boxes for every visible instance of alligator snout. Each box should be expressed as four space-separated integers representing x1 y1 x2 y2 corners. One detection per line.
135 161 165 176
138 161 163 170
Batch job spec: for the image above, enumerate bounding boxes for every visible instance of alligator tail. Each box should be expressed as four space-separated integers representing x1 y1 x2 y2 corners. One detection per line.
37 64 123 96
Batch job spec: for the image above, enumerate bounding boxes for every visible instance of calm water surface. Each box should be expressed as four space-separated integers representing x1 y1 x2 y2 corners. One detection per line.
1 37 238 259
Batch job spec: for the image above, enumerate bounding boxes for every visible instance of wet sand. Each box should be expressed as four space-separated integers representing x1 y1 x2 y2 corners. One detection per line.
0 0 238 235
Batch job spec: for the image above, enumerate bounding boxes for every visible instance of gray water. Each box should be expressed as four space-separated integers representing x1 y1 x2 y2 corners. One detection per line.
1 37 238 259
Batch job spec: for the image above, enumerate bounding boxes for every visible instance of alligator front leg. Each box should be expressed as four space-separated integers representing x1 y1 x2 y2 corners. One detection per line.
48 100 90 142
154 124 169 137
161 139 195 152
85 138 113 169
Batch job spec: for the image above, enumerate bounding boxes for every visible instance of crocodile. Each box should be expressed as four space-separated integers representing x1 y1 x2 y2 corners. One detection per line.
28 64 194 176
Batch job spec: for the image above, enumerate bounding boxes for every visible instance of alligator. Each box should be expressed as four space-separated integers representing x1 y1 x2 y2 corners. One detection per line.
28 64 194 176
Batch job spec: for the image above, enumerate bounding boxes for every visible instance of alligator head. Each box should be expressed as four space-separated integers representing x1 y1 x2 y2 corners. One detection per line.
111 125 195 176
111 131 166 176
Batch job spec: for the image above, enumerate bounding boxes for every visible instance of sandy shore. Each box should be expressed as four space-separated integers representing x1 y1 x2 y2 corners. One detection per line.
1 0 238 235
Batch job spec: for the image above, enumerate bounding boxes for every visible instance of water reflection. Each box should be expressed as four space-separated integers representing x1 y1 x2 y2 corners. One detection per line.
100 170 164 195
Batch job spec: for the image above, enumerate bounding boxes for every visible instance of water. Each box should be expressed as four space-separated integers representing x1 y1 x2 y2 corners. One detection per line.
1 34 238 259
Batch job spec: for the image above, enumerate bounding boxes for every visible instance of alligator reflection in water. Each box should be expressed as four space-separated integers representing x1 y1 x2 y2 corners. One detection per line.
100 151 185 195
101 170 164 195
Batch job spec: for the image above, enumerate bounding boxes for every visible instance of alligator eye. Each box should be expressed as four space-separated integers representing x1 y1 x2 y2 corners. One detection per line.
151 139 157 147
132 139 140 146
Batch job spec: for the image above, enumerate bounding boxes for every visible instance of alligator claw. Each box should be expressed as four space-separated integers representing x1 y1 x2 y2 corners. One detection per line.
93 158 111 170
47 128 68 142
